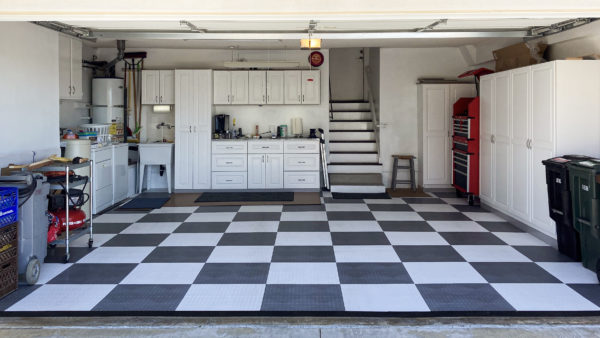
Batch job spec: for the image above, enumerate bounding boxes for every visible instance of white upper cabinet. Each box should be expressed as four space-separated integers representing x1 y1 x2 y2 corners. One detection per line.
230 71 249 104
59 35 83 100
248 71 267 104
213 71 249 104
284 71 302 104
213 71 231 104
142 70 174 105
159 70 174 104
301 70 320 104
266 71 284 104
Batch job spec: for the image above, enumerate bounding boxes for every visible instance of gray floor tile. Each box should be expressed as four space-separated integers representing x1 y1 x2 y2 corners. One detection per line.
431 192 461 198
378 221 434 232
323 197 364 204
272 246 336 262
142 246 214 263
440 232 506 245
513 246 574 262
418 212 471 221
261 285 344 311
331 232 390 245
471 262 562 283
451 205 488 213
102 234 168 247
92 223 133 234
195 263 270 284
568 284 600 307
138 213 191 222
217 232 277 246
478 221 525 232
48 263 136 284
233 212 281 222
403 198 445 204
417 284 515 311
195 206 240 213
394 246 465 262
93 284 189 311
45 247 94 263
327 211 375 221
174 222 230 233
278 221 330 232
368 204 413 212
282 205 326 212
337 263 412 284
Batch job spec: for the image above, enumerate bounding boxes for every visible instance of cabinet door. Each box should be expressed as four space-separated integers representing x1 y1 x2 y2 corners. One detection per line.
193 70 213 189
422 85 450 186
247 154 266 189
159 70 175 104
174 70 193 189
193 130 212 189
213 71 231 104
59 35 71 99
174 131 193 189
266 154 284 189
510 68 531 221
142 70 160 104
284 71 302 104
267 71 284 104
301 70 320 104
248 71 267 104
231 71 249 104
479 75 494 202
493 73 511 211
69 38 83 99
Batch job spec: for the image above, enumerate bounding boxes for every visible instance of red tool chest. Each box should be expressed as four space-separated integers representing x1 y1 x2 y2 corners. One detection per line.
452 97 480 205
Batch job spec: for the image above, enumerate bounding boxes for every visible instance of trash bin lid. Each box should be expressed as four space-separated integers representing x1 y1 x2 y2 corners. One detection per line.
569 159 600 170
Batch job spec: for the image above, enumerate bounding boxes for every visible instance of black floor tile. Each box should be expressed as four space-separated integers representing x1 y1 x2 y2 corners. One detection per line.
48 263 137 284
272 246 336 262
337 263 412 284
367 204 413 212
195 263 270 284
331 232 390 245
91 223 132 234
278 221 330 232
378 221 434 232
417 284 515 311
402 198 445 204
283 205 326 212
93 284 190 311
513 246 574 262
233 212 281 222
478 221 525 233
326 211 375 221
323 197 364 204
137 213 190 222
568 284 600 307
471 262 562 283
418 212 471 221
440 232 506 245
45 247 95 263
261 285 344 311
195 206 240 213
0 285 41 311
431 192 461 198
394 246 465 262
174 222 230 233
142 246 214 263
217 232 277 246
102 234 168 247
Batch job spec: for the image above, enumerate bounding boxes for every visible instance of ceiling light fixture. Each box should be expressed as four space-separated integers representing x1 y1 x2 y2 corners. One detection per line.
301 20 321 50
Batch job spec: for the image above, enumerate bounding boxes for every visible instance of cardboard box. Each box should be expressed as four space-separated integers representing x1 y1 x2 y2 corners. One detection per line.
493 42 547 72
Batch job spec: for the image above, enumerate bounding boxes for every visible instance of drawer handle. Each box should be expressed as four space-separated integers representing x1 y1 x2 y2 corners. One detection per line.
261 146 269 149
297 146 306 149
297 161 306 164
298 178 306 182
225 146 233 149
225 179 233 182
225 161 233 164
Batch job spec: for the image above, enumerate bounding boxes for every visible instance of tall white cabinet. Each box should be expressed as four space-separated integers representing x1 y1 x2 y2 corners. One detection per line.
174 70 212 190
480 60 600 237
417 83 476 188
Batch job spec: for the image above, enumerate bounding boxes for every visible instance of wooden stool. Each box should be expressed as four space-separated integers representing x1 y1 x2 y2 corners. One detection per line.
391 155 416 191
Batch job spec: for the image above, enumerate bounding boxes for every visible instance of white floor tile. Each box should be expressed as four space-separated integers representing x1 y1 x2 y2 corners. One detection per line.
363 198 407 204
410 204 458 212
334 246 400 262
225 221 279 233
239 205 283 212
7 284 116 311
159 233 222 247
151 207 199 214
120 222 181 234
275 232 332 246
537 262 599 284
280 211 328 221
70 234 115 247
428 221 488 232
328 221 383 232
177 284 265 311
267 263 340 284
492 283 599 311
404 262 487 284
493 232 548 246
463 212 505 222
453 245 531 262
441 198 469 205
372 212 424 221
77 247 155 263
185 212 236 222
325 203 370 212
94 213 145 223
35 263 73 285
207 246 274 263
120 263 204 284
342 284 429 312
385 232 448 246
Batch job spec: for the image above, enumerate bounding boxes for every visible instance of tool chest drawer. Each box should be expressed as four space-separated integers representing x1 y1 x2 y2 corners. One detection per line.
212 141 247 154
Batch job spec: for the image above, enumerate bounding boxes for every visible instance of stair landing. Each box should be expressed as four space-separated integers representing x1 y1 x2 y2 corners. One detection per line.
329 173 386 193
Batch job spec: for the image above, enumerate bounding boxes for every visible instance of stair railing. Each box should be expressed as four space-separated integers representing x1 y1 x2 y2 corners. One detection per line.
364 66 381 163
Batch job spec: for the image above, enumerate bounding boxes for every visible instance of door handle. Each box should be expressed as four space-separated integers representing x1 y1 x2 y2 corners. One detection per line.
189 126 192 133
297 94 301 102
160 95 163 103
302 94 305 102
72 86 76 95
491 135 495 144
262 155 265 163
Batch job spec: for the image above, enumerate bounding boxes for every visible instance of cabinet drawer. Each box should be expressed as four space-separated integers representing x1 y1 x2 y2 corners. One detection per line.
248 140 283 154
284 154 320 171
93 147 112 163
95 159 113 190
284 139 320 153
212 141 247 154
284 171 320 189
212 154 247 171
94 184 113 214
212 172 247 189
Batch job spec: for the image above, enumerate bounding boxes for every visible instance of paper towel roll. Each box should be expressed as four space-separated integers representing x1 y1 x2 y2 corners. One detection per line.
291 118 303 137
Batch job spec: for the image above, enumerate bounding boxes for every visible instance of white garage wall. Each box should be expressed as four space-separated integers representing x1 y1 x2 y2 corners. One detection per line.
0 22 60 168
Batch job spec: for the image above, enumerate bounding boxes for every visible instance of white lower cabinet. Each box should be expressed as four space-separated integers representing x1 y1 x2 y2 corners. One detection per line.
212 154 247 172
91 147 113 214
284 172 320 189
212 172 248 189
284 139 320 189
247 154 266 189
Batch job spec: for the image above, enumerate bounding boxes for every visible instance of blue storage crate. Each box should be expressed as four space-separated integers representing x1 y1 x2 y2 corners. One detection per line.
0 187 18 229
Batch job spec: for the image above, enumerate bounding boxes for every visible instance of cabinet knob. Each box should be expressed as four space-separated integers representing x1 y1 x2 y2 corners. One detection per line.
160 96 163 103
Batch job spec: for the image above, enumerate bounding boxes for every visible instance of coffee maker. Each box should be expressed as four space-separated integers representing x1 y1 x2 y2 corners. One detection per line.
214 114 230 138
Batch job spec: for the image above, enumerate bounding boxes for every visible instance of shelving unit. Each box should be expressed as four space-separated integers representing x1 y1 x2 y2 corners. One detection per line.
35 161 94 262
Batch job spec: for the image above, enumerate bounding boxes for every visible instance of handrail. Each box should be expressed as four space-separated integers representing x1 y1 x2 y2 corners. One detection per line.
364 66 380 163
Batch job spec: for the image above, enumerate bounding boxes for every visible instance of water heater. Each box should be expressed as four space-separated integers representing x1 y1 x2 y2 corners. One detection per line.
92 78 124 106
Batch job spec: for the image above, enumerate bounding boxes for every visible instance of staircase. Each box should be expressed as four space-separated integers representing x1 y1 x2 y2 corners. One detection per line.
328 100 385 193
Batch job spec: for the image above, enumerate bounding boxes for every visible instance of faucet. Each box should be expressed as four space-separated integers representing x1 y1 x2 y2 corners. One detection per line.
156 122 174 142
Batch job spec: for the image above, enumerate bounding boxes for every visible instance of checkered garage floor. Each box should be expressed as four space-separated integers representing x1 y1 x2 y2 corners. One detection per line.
1 191 600 315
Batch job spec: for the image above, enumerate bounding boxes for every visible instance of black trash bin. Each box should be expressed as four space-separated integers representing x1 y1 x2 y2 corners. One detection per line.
542 155 591 261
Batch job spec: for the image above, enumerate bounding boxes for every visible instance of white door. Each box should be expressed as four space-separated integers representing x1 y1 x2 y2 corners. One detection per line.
213 71 231 104
422 85 450 186
284 71 302 104
530 63 556 234
69 38 83 99
192 70 213 189
266 154 284 189
479 75 494 202
231 71 249 104
159 70 174 104
174 70 193 189
493 73 511 211
59 35 71 99
510 67 532 221
142 70 160 104
247 154 266 189
301 70 320 104
248 71 267 104
267 71 284 104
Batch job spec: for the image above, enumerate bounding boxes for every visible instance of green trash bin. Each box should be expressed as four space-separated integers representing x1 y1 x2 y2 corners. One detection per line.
567 159 600 281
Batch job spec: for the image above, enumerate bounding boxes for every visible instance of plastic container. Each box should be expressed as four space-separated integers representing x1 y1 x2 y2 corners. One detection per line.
0 187 18 229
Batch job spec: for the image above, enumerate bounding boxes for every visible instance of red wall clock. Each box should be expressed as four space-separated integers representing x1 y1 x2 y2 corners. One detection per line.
309 51 324 67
